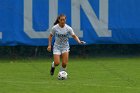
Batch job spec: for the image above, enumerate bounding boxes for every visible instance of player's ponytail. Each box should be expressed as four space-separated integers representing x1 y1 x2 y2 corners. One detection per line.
54 14 66 25
54 16 59 25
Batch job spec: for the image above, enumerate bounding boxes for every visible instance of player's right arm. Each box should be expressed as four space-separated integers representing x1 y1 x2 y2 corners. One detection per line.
47 34 53 52
47 27 55 52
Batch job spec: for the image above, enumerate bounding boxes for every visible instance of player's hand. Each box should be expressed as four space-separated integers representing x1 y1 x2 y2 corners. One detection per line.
79 41 86 44
47 45 51 52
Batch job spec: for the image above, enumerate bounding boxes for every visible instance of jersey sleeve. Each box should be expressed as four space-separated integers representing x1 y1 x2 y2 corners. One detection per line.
69 27 75 36
50 27 55 36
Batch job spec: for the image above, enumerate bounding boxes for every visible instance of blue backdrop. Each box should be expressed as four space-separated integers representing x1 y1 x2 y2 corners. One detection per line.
0 0 140 46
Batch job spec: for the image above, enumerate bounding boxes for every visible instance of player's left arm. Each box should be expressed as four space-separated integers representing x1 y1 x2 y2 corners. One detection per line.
69 27 86 44
72 35 85 44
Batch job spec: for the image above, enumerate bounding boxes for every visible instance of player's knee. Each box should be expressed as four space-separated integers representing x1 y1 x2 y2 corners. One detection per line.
62 62 67 68
54 61 60 66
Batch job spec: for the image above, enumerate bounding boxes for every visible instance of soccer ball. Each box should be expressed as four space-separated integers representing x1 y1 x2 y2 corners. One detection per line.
58 71 68 80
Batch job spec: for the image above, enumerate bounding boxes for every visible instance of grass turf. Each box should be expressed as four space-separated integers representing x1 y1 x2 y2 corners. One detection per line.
0 57 140 93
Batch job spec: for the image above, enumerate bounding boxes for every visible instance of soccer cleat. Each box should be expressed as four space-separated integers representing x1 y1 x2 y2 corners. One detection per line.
50 67 55 76
50 62 55 76
60 66 66 71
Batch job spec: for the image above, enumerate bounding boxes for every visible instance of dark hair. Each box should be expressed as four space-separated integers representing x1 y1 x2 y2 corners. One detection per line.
54 14 66 25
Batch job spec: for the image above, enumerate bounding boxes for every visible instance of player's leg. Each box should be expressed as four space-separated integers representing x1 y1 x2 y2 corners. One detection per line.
50 54 60 75
61 51 69 71
50 46 61 76
54 54 60 66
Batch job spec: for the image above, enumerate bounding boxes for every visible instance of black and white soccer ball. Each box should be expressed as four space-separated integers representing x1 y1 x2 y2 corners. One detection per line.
58 71 68 80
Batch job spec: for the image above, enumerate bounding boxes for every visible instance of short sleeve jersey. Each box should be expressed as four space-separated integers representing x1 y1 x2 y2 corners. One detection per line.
50 24 75 48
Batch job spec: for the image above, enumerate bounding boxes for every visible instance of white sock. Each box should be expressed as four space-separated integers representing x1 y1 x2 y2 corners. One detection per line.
52 61 55 68
60 66 66 71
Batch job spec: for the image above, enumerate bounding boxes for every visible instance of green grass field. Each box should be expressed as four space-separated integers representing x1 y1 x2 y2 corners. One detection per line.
0 57 140 93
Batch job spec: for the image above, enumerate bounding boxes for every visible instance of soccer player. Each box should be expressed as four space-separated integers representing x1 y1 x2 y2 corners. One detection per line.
47 14 85 75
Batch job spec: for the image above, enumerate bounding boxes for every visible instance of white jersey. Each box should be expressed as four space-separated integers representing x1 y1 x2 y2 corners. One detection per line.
50 24 75 49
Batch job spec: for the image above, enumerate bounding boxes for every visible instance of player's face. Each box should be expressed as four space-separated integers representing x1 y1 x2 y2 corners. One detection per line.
59 16 66 27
